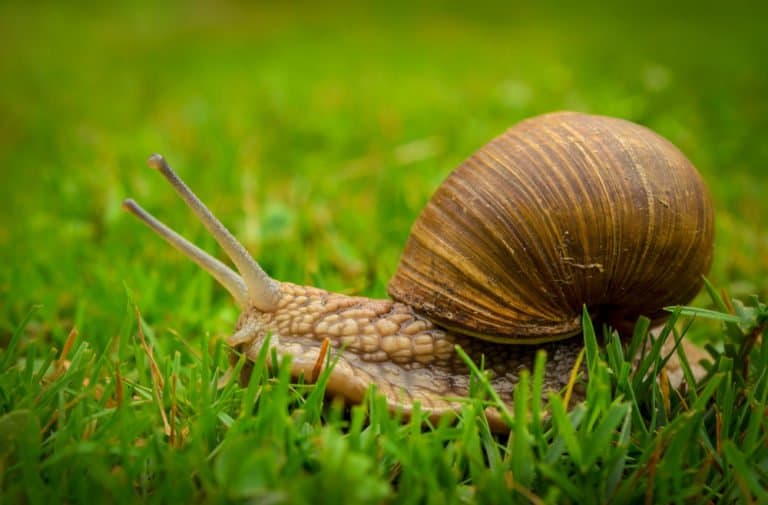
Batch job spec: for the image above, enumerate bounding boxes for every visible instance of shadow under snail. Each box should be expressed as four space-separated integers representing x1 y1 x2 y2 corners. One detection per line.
123 111 714 431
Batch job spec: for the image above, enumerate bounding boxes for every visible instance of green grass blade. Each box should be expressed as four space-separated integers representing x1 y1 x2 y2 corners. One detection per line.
668 306 742 323
723 441 768 503
0 305 41 370
582 306 599 376
455 345 513 427
511 370 534 488
581 402 629 471
548 394 583 467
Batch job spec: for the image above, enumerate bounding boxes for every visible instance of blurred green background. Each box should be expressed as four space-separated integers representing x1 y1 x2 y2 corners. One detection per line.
1 1 766 350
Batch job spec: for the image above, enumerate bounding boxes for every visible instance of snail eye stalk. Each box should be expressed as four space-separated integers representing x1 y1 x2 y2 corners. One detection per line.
122 198 249 307
145 154 281 312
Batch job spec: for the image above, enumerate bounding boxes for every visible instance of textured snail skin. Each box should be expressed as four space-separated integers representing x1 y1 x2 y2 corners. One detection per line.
232 282 584 430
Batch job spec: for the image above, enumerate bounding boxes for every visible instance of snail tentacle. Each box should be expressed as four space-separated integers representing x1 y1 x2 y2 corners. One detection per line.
147 154 281 311
122 198 249 306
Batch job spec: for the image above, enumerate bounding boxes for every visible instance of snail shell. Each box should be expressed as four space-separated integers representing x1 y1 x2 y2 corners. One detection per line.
389 111 714 343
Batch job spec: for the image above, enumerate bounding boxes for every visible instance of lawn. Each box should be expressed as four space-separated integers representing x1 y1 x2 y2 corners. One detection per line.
1 2 767 503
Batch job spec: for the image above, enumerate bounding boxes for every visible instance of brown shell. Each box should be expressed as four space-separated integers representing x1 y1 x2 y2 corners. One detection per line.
387 112 714 344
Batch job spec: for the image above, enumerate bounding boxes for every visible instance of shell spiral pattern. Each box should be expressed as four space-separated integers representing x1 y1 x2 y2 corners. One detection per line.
388 112 714 343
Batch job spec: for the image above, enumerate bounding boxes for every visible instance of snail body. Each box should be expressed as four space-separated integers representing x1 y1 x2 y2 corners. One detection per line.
124 112 714 430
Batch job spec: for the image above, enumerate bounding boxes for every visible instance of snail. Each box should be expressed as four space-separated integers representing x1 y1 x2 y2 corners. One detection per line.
123 111 714 430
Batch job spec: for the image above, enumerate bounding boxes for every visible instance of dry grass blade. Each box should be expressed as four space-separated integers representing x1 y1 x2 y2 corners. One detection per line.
563 347 585 407
43 326 78 384
135 306 170 436
311 337 330 383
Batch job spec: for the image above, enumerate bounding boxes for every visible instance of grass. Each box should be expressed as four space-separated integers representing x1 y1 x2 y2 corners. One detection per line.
1 2 767 503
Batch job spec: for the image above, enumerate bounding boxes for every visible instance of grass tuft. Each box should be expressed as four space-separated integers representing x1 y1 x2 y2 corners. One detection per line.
2 278 768 502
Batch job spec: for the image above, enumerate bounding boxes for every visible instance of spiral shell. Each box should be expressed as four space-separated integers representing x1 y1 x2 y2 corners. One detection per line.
388 111 714 344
